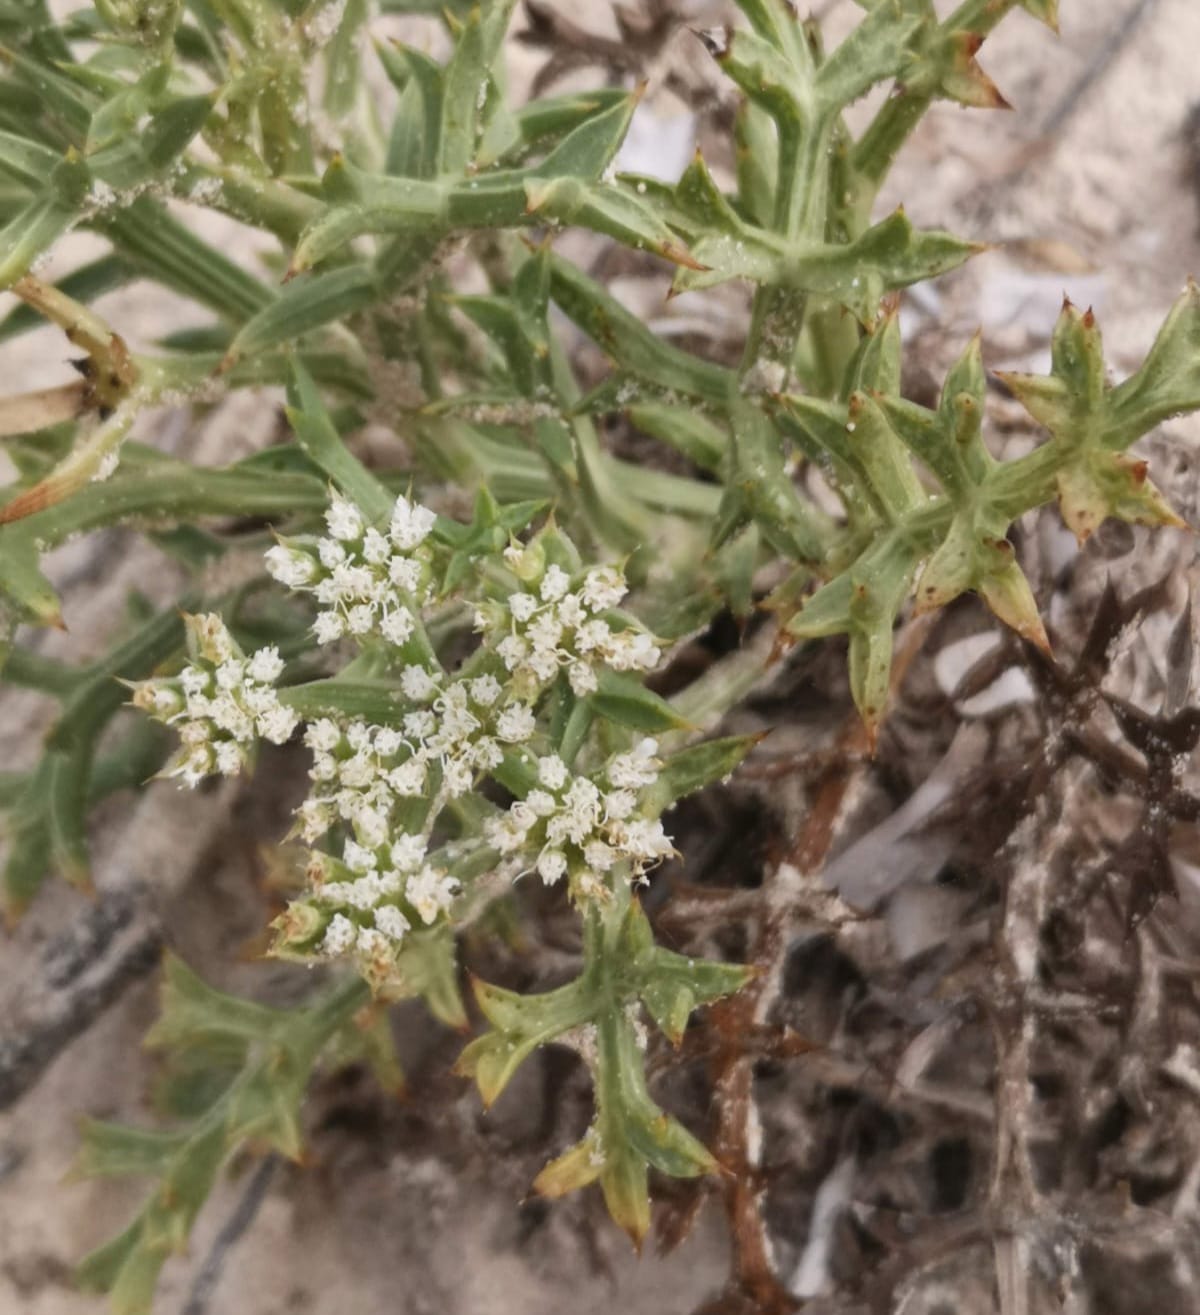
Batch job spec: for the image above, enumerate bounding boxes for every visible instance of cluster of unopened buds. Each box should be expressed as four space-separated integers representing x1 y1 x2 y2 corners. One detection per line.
130 614 298 786
134 489 675 991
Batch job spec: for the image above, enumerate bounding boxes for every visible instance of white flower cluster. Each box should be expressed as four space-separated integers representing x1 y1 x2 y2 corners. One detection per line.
136 489 681 988
295 665 537 846
476 555 661 699
265 493 436 647
133 614 298 787
309 831 459 975
486 738 673 901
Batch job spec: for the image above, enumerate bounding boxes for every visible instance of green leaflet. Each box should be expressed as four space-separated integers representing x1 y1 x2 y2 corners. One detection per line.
459 899 748 1245
74 960 374 1315
287 92 700 275
999 296 1196 542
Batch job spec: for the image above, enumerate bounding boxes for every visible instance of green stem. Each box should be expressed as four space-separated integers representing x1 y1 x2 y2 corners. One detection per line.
1 646 79 697
298 973 372 1052
851 0 1020 202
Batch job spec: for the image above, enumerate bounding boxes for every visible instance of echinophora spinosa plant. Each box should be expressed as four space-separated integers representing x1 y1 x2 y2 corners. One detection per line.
1 0 1198 1309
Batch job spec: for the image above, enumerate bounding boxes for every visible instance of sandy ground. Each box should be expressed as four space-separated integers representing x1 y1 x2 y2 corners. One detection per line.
3 2 1200 1313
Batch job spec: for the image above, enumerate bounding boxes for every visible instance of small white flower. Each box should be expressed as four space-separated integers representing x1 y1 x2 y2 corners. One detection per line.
313 611 345 644
439 758 471 796
257 703 299 744
620 818 673 861
326 497 364 541
584 840 615 871
609 739 660 789
390 496 436 549
373 727 403 757
537 849 568 884
567 662 598 696
389 555 422 591
362 528 391 564
318 538 347 569
527 648 559 683
581 565 627 612
215 659 244 691
377 868 403 895
306 718 342 752
322 913 357 955
605 789 636 820
344 873 383 910
400 664 439 702
388 757 427 795
510 801 537 832
339 753 375 788
403 710 436 740
496 703 536 743
380 607 415 646
356 926 391 958
390 834 427 872
575 619 610 653
406 865 458 923
497 634 528 670
215 741 243 775
181 667 209 697
472 737 503 770
211 695 253 740
343 839 375 872
298 799 334 842
527 789 557 817
180 718 210 745
347 604 376 635
528 612 563 653
331 562 373 599
247 646 285 684
540 564 570 601
265 544 315 587
487 815 527 854
470 675 502 707
557 595 585 628
603 629 661 672
509 593 538 622
374 904 411 941
241 686 275 715
538 755 568 791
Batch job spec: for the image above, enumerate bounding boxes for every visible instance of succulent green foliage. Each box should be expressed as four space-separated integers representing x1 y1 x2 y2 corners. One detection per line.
998 291 1200 542
458 897 750 1246
74 957 376 1315
774 289 1200 731
0 601 181 917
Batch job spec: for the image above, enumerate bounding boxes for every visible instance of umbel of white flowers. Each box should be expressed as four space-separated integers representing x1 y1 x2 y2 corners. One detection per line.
263 493 437 647
129 612 299 786
132 491 675 992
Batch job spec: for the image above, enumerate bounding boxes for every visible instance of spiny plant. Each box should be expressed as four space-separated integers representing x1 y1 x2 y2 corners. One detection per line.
1 0 1198 1310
